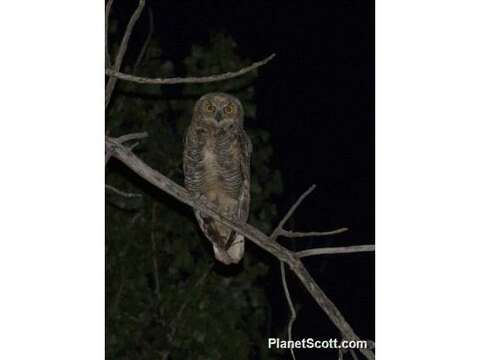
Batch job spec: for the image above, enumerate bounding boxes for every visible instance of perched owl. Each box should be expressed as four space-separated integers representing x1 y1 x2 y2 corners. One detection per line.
183 93 252 265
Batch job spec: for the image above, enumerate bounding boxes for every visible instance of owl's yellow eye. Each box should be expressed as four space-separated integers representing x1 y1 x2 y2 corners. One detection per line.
205 103 216 113
224 104 235 114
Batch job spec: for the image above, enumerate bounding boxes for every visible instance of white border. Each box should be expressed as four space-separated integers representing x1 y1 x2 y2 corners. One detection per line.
0 2 104 359
377 0 480 358
1 1 480 359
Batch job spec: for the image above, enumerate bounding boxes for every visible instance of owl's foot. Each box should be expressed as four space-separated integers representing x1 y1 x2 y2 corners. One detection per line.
192 193 206 203
222 203 238 221
194 194 217 212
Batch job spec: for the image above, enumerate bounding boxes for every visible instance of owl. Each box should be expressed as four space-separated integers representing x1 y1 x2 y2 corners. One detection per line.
183 93 252 265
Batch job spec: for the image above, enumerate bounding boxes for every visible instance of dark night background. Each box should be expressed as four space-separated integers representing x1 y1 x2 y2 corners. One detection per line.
107 0 373 359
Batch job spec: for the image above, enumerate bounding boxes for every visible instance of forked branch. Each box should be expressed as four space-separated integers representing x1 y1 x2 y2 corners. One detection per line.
105 0 146 108
105 0 114 67
133 6 154 73
281 261 297 360
105 131 147 165
105 135 375 360
106 53 276 85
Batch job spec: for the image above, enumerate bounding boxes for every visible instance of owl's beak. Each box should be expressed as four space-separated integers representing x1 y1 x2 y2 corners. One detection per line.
215 111 223 122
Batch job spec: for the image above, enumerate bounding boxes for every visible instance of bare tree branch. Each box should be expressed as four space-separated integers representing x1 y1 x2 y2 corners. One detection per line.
350 349 360 360
280 261 297 360
105 135 375 360
133 6 154 73
105 0 114 68
296 245 375 258
116 131 149 143
105 150 112 166
106 184 142 198
279 227 349 238
128 141 140 151
105 53 276 85
168 265 212 340
151 202 160 300
110 211 142 315
105 0 146 108
105 132 148 165
270 185 316 241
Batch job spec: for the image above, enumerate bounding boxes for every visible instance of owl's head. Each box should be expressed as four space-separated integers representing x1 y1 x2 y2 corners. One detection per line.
193 93 244 129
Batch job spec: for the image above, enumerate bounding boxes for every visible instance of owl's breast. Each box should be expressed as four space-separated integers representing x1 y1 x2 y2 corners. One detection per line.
200 137 243 200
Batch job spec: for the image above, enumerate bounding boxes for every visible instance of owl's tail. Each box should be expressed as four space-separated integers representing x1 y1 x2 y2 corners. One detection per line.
213 233 244 265
195 211 245 265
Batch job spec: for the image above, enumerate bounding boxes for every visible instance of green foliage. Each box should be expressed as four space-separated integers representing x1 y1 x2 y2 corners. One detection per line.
106 33 283 359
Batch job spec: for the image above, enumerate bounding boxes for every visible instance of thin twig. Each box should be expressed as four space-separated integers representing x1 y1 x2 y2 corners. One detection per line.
279 227 349 238
128 142 140 150
350 349 360 360
111 275 126 315
106 132 148 166
105 0 145 108
281 261 297 360
133 6 154 73
105 149 112 166
106 53 276 85
105 136 375 360
106 184 142 198
114 7 154 116
296 245 375 258
168 265 212 339
151 202 160 300
105 0 114 68
116 131 149 143
270 185 316 241
110 211 142 315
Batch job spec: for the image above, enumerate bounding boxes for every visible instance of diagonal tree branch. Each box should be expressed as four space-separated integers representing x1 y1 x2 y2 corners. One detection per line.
105 132 148 165
105 0 145 108
297 245 375 258
168 264 213 340
116 131 148 143
350 349 360 360
270 185 316 241
151 202 160 300
105 135 375 360
279 227 349 238
105 0 114 68
133 6 154 73
105 53 275 85
105 184 142 199
281 261 297 360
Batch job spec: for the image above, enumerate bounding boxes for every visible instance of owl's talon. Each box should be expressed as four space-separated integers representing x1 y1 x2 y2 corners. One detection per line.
192 193 204 201
197 194 215 209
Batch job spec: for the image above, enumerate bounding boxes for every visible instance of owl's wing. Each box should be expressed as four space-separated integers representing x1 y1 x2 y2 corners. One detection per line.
184 126 251 265
215 131 251 263
184 125 230 257
237 131 252 223
183 125 202 195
